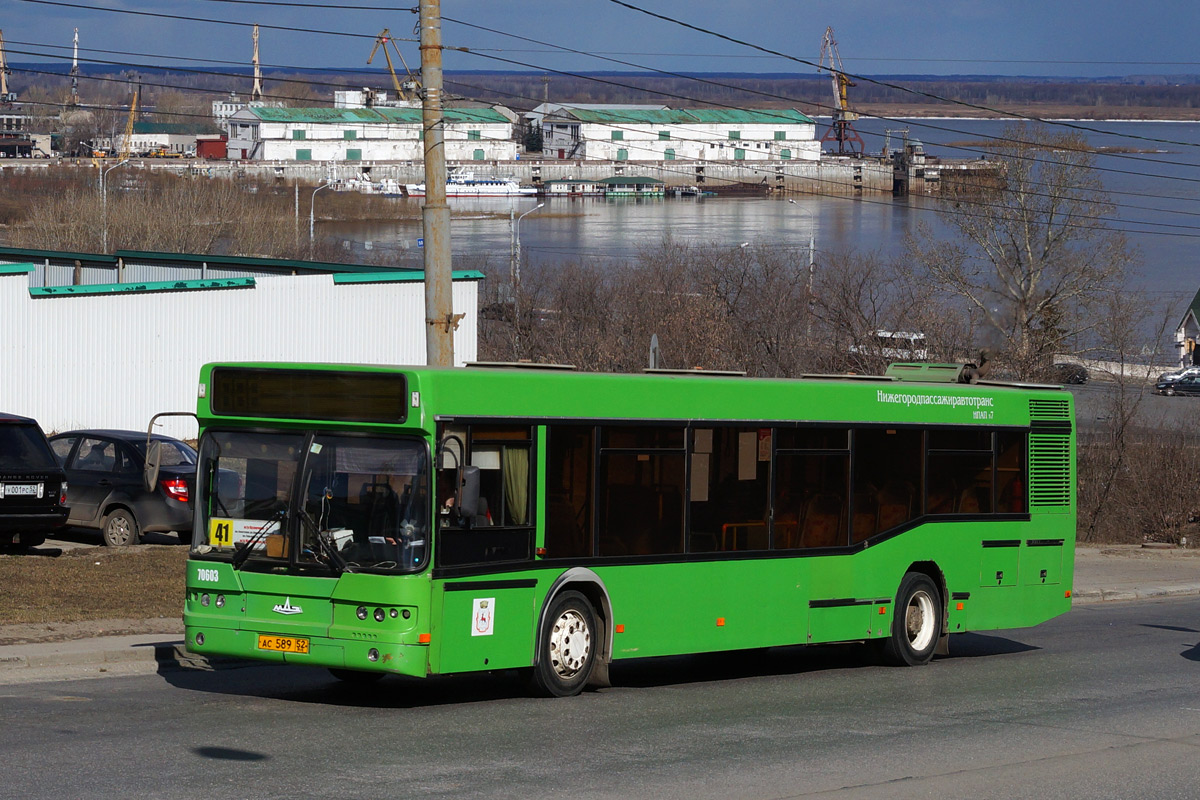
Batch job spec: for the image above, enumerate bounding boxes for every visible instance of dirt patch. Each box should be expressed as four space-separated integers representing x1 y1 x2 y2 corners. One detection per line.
0 545 186 641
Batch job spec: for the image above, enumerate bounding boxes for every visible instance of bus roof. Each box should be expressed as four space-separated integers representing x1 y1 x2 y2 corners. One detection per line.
197 363 1074 430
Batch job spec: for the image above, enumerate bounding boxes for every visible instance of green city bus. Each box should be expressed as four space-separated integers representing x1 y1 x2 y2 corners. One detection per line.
180 361 1074 696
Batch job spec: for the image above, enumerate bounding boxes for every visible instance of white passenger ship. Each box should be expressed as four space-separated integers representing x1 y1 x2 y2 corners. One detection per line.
404 170 537 198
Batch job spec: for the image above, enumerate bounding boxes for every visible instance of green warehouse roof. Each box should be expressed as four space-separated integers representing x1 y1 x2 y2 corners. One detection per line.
247 107 510 125
565 107 815 125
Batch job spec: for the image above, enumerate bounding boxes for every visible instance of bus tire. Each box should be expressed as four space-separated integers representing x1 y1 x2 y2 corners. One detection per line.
328 668 385 684
531 590 597 697
878 572 942 667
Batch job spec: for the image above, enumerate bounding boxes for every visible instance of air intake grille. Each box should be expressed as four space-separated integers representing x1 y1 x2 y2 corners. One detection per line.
1029 433 1072 511
1029 398 1070 421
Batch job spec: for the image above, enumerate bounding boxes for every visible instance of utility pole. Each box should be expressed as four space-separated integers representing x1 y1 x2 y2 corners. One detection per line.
419 0 456 367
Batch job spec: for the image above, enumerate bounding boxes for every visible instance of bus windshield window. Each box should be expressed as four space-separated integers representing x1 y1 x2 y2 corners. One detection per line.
197 431 429 573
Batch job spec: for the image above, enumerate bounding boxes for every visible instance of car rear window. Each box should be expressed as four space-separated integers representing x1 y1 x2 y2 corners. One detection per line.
0 424 57 471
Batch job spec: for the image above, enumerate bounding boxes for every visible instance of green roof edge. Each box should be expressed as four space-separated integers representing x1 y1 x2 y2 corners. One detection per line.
334 270 485 284
31 277 256 298
0 262 37 275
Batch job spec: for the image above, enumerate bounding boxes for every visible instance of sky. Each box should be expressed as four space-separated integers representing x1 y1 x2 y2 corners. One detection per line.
4 0 1199 82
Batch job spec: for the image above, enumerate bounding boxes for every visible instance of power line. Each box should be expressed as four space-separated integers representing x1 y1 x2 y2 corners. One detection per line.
8 29 1200 237
13 0 410 42
16 45 1200 238
602 0 1200 155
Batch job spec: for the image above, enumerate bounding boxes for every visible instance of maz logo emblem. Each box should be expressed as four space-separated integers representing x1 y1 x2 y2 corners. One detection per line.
272 597 303 615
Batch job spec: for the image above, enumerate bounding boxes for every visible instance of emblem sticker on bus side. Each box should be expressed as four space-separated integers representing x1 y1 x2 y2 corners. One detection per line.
472 598 495 637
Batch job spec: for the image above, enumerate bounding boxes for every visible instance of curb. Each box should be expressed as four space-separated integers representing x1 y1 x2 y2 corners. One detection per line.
1072 584 1200 605
0 639 254 674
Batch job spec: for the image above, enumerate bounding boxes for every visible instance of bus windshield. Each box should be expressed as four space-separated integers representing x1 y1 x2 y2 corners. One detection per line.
195 430 429 573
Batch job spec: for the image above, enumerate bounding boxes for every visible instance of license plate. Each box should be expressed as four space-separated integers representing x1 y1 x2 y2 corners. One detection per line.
2 483 41 497
257 635 310 654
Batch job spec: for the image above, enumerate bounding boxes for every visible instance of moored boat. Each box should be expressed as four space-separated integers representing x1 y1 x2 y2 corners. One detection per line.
404 169 537 198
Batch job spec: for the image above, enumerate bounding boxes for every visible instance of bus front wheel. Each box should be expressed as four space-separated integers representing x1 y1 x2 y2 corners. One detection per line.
877 572 942 666
531 591 597 697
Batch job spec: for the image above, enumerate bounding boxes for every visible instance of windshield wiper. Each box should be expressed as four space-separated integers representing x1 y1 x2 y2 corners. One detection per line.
297 507 351 575
231 508 285 570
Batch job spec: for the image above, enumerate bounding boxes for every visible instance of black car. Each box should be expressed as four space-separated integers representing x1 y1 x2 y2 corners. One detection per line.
1155 375 1200 396
49 430 197 546
0 414 69 548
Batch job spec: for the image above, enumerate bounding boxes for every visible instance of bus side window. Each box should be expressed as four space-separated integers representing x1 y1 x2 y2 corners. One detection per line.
466 426 532 527
854 428 922 538
598 425 685 556
545 425 594 558
996 431 1026 513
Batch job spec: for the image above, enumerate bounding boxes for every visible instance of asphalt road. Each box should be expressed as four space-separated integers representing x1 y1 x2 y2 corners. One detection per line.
1069 381 1200 432
3 597 1199 800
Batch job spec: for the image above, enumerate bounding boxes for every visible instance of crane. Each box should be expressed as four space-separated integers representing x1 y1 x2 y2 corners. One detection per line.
368 29 420 103
818 27 864 157
117 86 138 160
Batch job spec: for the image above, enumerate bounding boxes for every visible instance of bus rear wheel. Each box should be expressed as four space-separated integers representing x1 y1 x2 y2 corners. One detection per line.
531 591 597 697
877 572 942 666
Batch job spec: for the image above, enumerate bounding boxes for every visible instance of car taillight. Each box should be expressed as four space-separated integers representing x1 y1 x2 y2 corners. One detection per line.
162 477 189 502
59 482 68 505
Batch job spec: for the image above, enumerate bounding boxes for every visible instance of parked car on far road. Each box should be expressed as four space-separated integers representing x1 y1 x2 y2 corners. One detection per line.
0 413 68 549
1155 375 1200 397
1157 366 1200 384
49 430 197 546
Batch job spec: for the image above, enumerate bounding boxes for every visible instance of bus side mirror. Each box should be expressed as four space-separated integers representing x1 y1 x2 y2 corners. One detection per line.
144 440 163 492
457 466 481 520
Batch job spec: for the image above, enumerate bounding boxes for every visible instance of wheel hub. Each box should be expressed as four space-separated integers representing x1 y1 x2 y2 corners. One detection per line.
905 590 936 652
548 609 591 679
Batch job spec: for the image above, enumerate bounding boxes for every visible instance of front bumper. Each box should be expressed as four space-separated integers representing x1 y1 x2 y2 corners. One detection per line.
184 624 430 678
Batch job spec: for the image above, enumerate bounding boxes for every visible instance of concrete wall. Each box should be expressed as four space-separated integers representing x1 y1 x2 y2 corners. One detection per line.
164 157 893 194
0 268 478 439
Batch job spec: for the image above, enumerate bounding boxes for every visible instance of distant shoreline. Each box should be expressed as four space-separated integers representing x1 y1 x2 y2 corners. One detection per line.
846 104 1200 122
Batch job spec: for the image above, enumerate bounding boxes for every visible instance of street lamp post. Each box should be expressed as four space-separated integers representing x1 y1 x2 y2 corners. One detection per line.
309 181 332 258
788 199 817 341
510 202 544 290
100 158 130 253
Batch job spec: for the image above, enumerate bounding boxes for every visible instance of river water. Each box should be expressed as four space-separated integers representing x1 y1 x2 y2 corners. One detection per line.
325 118 1200 309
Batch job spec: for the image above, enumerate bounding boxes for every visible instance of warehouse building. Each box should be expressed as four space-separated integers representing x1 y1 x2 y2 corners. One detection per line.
225 106 518 161
541 107 818 162
0 248 480 438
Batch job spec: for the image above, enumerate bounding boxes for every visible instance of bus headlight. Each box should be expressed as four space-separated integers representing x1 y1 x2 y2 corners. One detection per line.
356 606 368 620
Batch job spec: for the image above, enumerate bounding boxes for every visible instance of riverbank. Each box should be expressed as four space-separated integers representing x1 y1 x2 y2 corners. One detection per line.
854 104 1200 121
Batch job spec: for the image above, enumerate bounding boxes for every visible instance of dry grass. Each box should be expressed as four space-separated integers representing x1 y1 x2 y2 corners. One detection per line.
0 545 186 625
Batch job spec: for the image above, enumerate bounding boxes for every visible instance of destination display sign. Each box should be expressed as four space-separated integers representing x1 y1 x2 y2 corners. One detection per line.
210 367 408 424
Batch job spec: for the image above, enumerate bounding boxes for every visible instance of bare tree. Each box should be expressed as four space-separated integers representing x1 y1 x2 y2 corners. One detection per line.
904 123 1135 379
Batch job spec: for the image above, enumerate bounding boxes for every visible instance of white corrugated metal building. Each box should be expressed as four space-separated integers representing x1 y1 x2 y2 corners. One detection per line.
225 106 517 162
0 250 480 439
541 107 819 162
